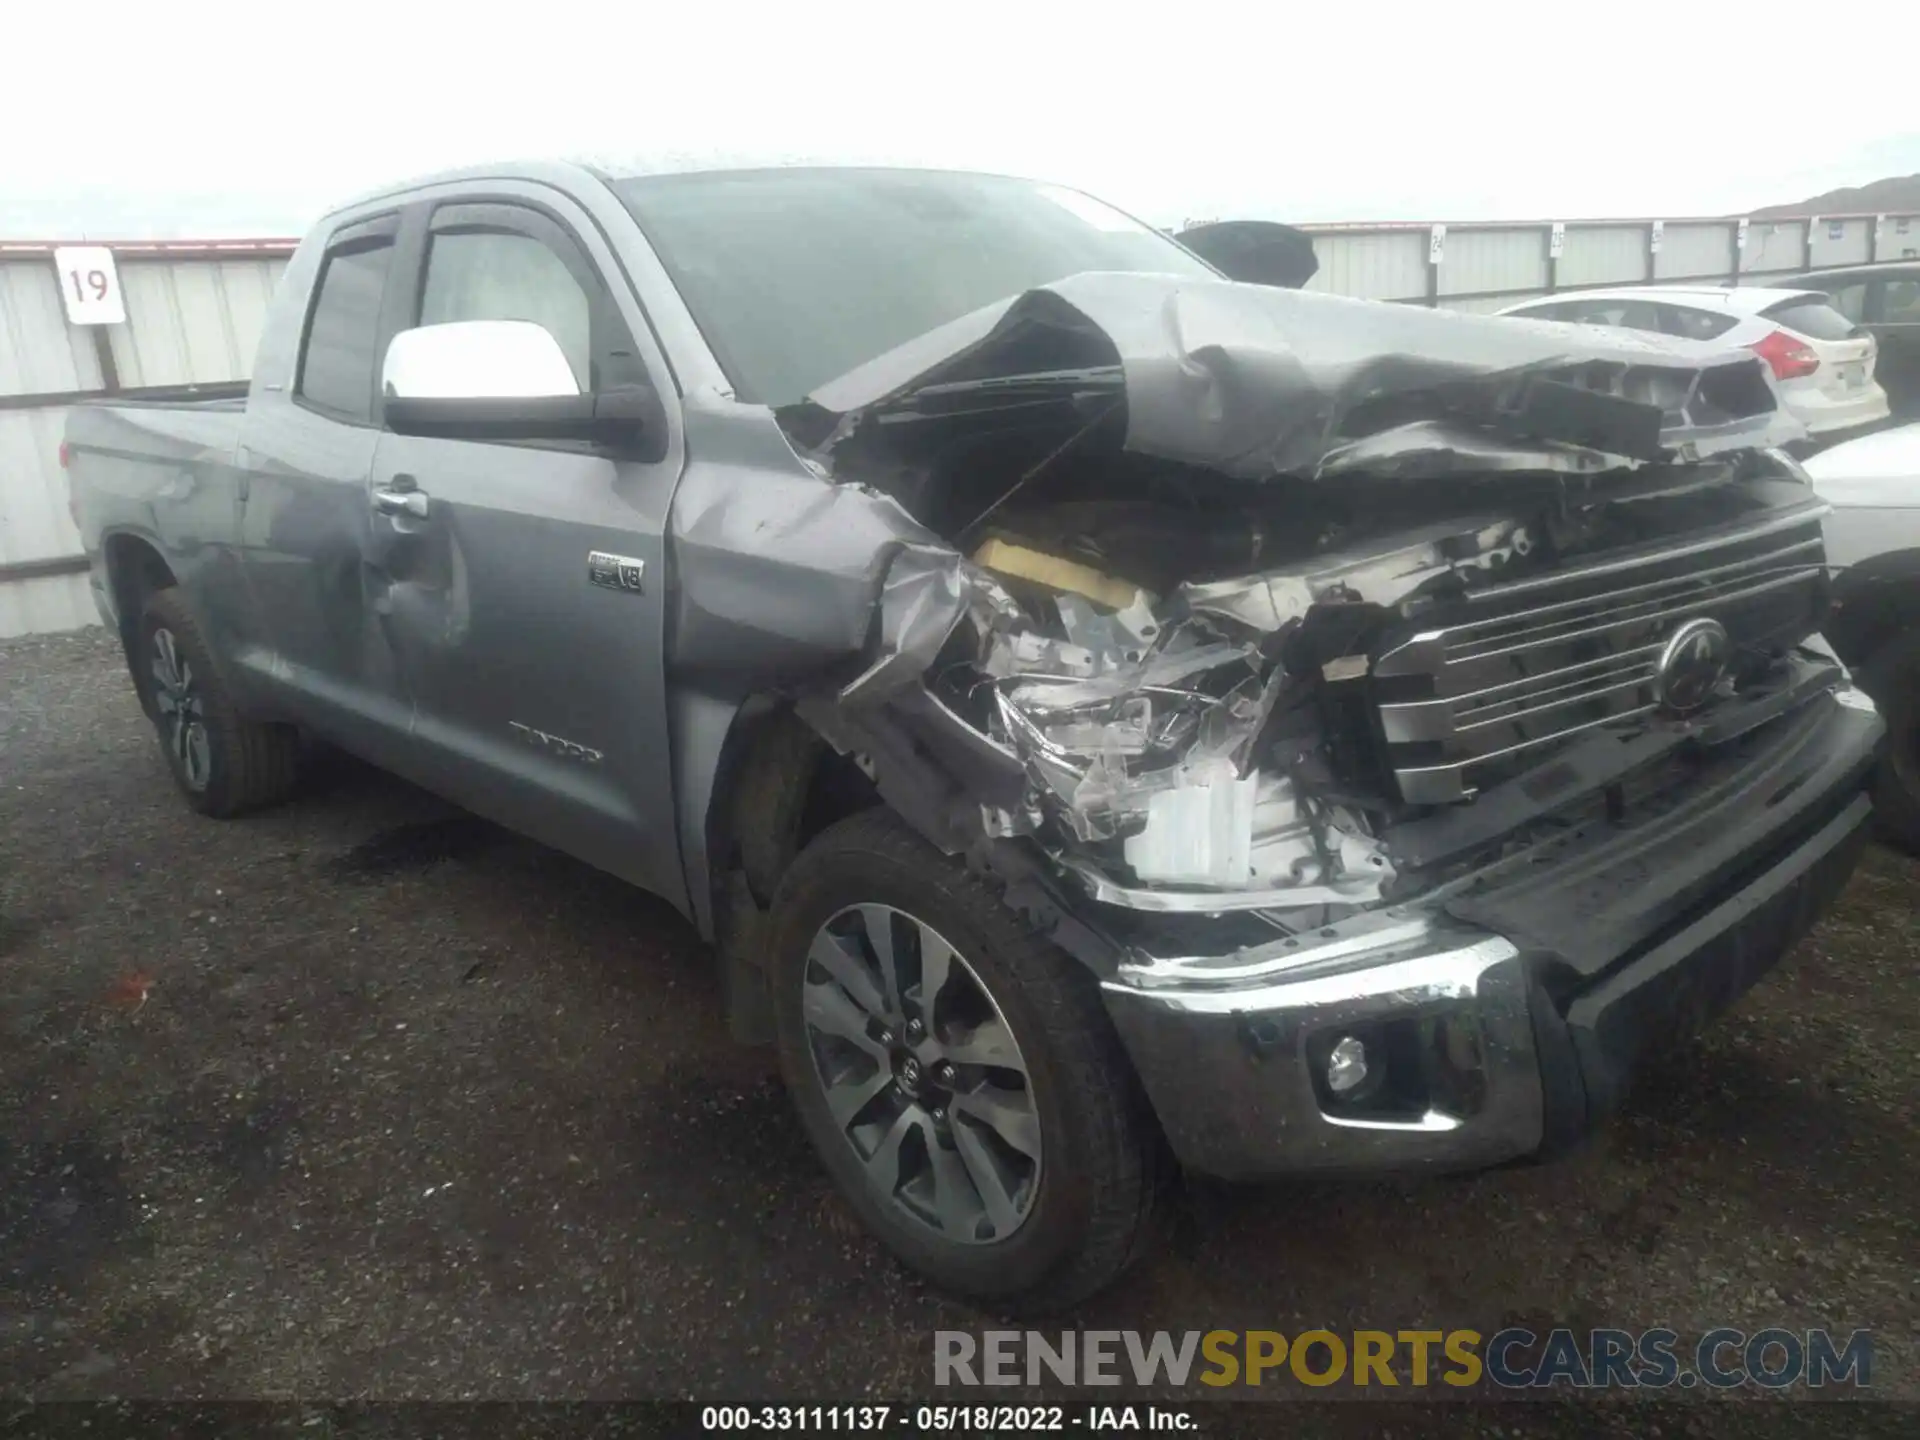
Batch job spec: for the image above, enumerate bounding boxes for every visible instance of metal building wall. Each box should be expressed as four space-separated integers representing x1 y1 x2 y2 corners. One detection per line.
1440 228 1548 301
1556 223 1648 289
1807 216 1874 269
1307 209 1920 312
1743 220 1809 274
0 241 290 639
1 258 104 637
1303 228 1426 300
109 258 285 387
1654 223 1733 282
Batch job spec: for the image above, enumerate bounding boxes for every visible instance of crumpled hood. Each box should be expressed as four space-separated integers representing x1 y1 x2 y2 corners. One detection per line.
782 271 1784 484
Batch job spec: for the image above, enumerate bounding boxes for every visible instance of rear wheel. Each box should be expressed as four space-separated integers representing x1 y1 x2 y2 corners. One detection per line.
1861 631 1920 853
134 588 301 817
767 809 1162 1312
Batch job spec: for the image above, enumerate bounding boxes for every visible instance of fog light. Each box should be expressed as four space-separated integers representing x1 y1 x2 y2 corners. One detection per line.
1326 1035 1369 1095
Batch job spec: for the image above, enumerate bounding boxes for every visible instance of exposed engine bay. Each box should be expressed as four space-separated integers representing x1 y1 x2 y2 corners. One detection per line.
695 271 1832 938
826 451 1826 932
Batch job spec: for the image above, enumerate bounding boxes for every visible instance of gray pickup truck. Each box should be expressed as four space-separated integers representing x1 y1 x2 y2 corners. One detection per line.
65 162 1885 1311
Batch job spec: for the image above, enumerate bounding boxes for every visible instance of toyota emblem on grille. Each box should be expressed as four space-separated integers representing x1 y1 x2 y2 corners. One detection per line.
1656 618 1730 714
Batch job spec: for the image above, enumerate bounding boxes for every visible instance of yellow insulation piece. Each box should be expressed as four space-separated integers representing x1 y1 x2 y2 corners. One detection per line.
971 537 1143 611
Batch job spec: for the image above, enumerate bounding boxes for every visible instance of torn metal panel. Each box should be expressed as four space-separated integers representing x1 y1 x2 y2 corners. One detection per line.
796 681 1028 852
1179 515 1531 628
891 686 1027 809
1313 420 1639 478
666 416 947 679
794 692 977 855
804 513 1397 911
838 543 971 709
1051 850 1388 913
977 591 1393 904
998 639 1260 712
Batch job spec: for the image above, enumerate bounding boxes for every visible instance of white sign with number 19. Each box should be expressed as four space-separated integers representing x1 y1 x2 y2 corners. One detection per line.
53 246 127 325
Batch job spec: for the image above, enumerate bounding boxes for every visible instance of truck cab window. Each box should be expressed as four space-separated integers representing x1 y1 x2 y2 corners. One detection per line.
296 239 394 421
1880 279 1920 323
1824 282 1869 324
417 231 592 390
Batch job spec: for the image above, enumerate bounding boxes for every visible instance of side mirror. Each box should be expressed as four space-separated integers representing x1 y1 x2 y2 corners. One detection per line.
381 320 651 447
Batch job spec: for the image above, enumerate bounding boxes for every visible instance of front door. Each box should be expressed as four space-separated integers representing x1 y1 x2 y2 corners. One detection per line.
363 189 685 903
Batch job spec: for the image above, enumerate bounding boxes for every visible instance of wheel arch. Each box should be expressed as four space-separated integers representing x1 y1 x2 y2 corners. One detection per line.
677 686 1125 1043
100 529 177 630
100 529 179 713
675 689 883 1043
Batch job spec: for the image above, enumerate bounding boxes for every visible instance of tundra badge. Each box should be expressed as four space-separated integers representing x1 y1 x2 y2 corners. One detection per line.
509 721 604 765
588 551 646 594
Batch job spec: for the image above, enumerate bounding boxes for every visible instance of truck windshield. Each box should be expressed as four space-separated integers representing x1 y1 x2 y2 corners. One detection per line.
613 168 1213 406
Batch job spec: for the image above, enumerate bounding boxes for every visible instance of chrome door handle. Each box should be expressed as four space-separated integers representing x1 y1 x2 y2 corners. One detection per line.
373 488 429 519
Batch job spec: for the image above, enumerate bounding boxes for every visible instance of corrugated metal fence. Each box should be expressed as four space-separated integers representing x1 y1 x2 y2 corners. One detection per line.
1300 211 1916 314
0 240 290 639
3 210 1918 637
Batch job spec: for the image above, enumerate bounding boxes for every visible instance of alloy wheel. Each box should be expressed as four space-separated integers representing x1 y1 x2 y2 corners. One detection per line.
800 904 1042 1244
150 626 211 791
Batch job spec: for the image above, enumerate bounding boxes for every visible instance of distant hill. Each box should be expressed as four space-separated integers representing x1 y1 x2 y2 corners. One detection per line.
1752 174 1920 218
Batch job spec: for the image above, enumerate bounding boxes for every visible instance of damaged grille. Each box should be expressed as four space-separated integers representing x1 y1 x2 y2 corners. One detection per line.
1372 504 1828 805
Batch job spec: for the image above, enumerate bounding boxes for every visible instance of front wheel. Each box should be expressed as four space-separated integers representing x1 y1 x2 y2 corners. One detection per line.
1861 631 1920 853
767 809 1163 1312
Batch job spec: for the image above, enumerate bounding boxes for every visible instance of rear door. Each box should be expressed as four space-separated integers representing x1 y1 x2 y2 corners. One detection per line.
363 186 687 902
233 212 418 769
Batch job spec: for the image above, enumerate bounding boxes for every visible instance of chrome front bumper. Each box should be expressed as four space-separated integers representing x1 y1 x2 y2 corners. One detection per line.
1102 922 1548 1179
1098 688 1882 1182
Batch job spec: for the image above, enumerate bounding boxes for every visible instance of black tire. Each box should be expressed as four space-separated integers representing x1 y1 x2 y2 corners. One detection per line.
767 808 1163 1312
732 713 827 903
1861 632 1920 853
133 588 301 817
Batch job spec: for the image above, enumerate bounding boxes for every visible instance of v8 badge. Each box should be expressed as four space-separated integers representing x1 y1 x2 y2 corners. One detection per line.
588 551 646 594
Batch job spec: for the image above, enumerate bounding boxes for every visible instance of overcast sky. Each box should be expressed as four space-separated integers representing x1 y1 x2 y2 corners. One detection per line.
4 0 1916 239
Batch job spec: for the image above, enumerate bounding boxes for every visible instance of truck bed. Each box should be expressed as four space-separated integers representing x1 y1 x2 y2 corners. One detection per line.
68 393 247 458
66 395 252 617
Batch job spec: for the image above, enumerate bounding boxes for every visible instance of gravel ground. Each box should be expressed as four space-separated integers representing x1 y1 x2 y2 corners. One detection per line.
2 627 1916 1420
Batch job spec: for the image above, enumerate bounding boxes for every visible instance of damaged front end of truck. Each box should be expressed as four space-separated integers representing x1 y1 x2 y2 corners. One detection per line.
678 271 1878 1175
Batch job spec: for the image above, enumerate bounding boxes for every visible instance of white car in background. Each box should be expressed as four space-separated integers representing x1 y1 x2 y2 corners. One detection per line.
1499 286 1890 442
1801 422 1920 848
